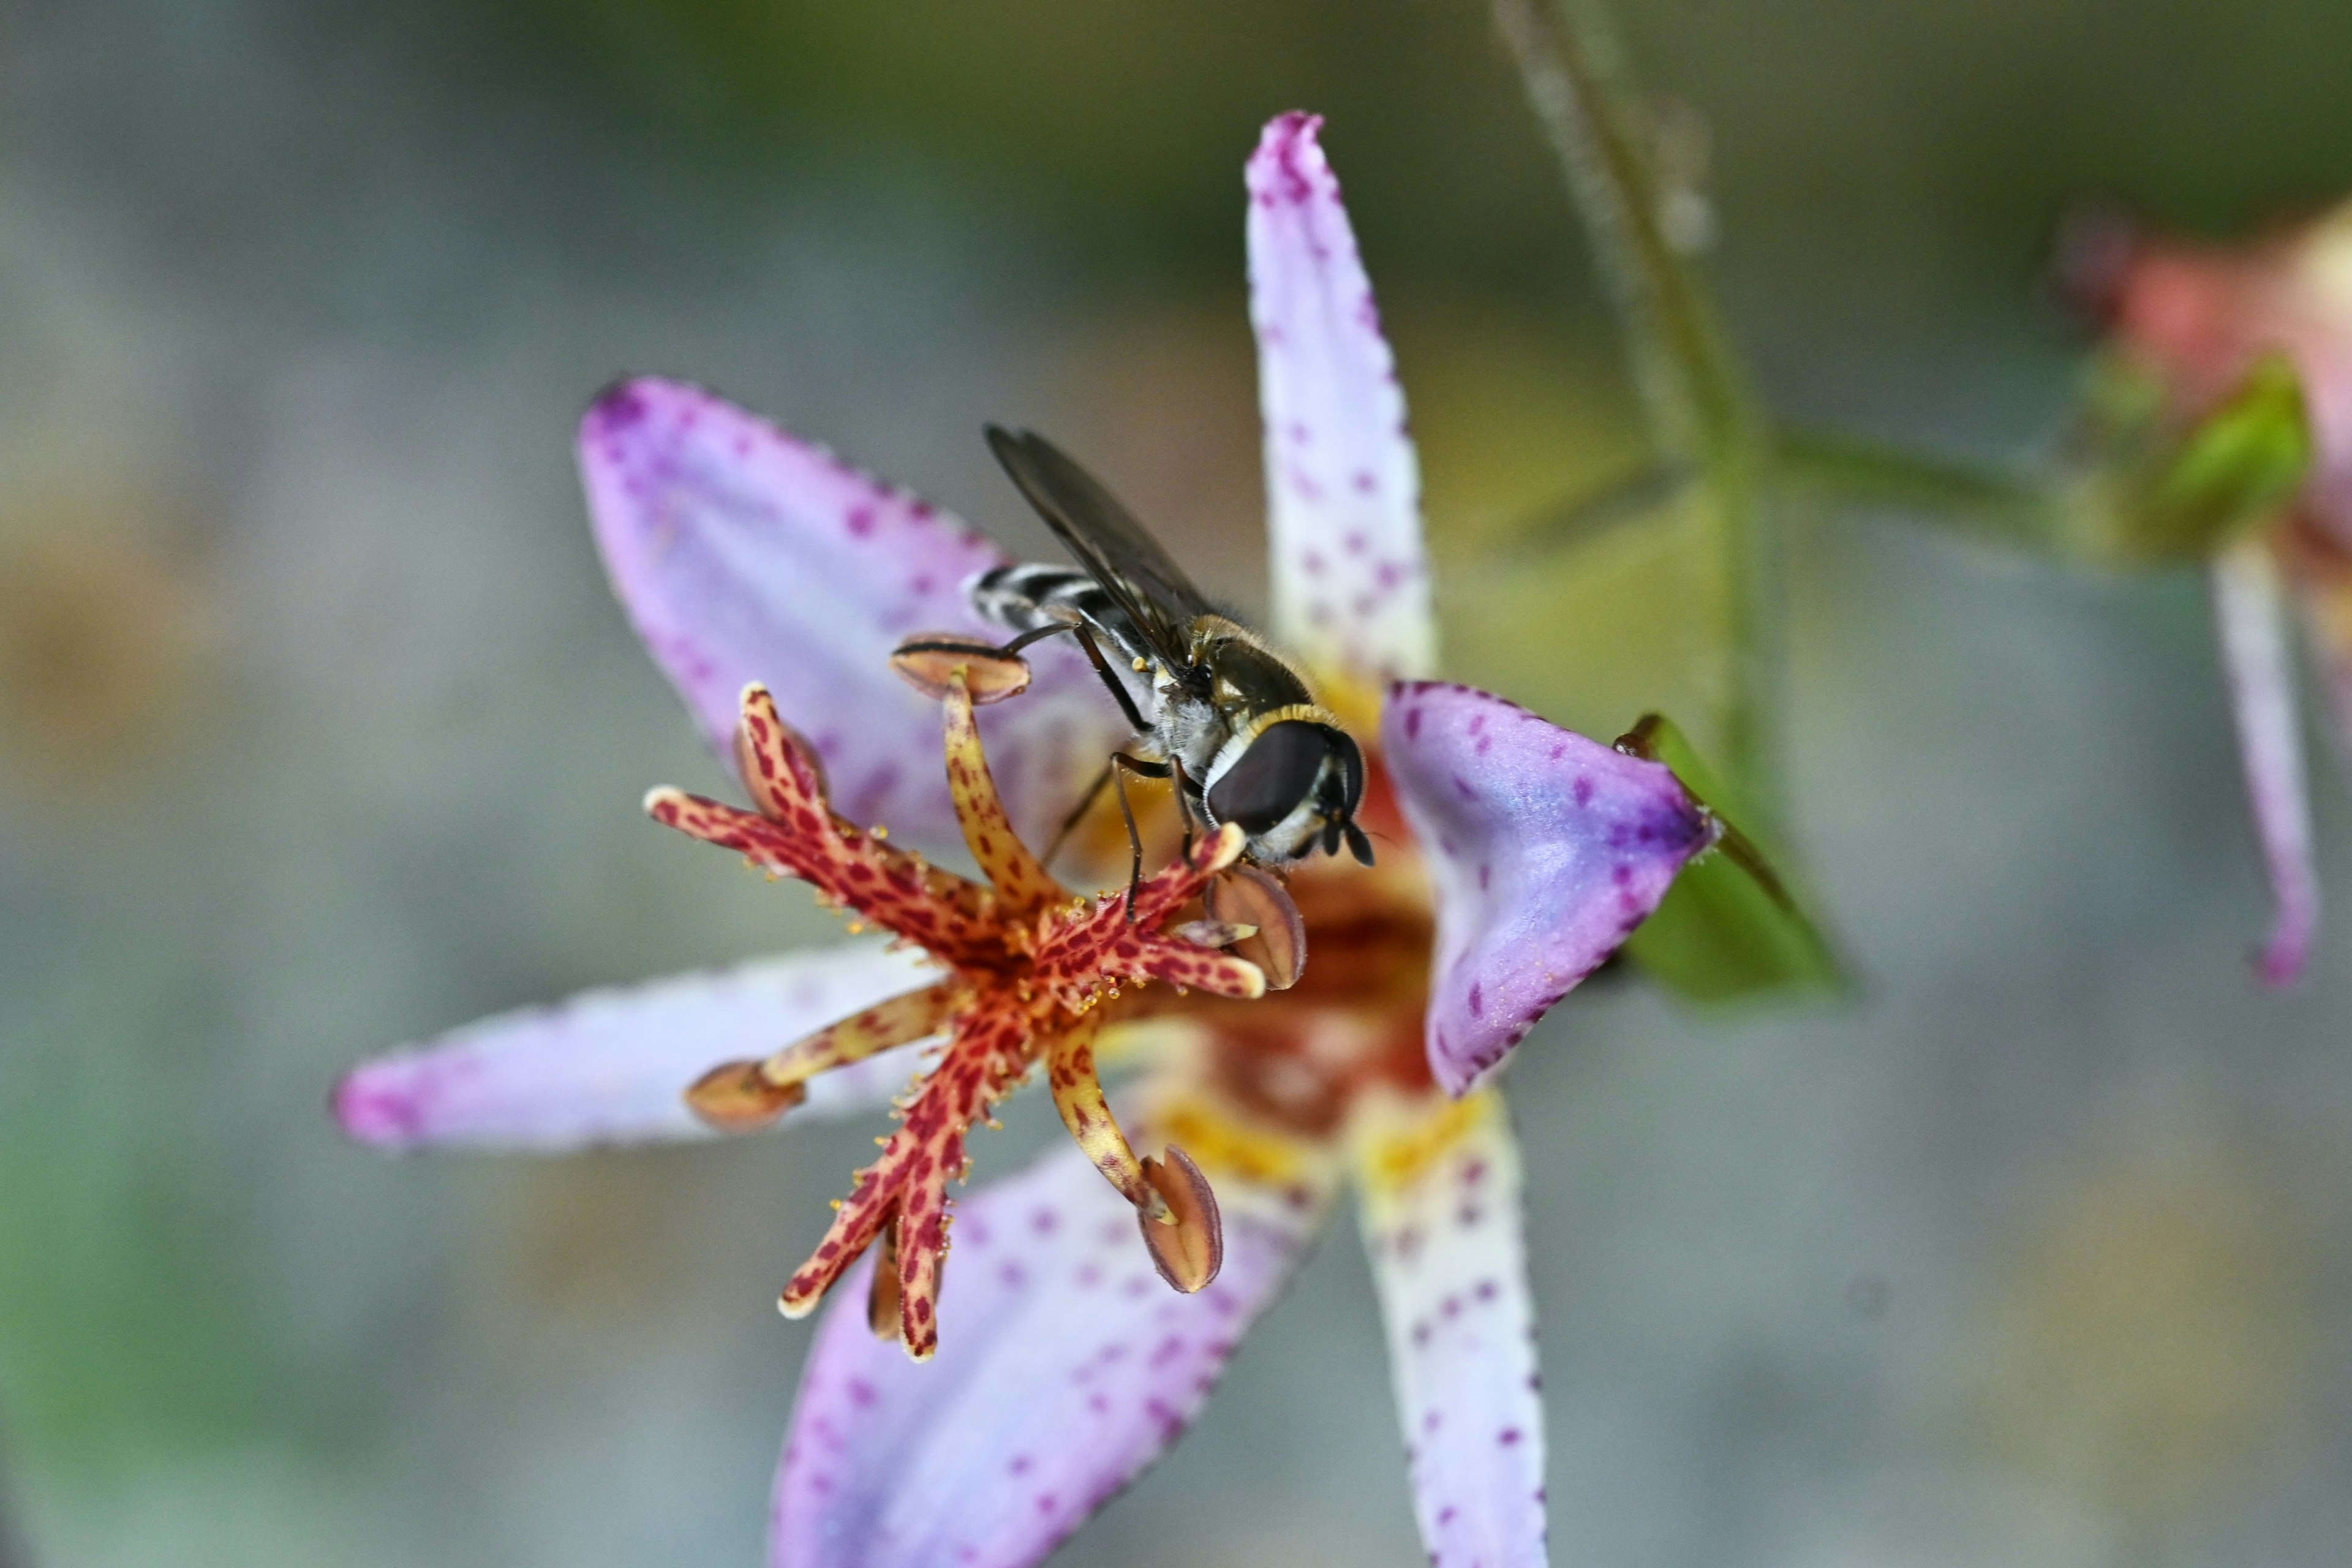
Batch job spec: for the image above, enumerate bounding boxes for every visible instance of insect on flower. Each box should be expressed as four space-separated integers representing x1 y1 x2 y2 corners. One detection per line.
334 112 1733 1568
929 426 1374 892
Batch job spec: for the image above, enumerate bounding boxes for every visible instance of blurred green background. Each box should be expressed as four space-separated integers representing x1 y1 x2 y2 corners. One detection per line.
6 1 2352 1564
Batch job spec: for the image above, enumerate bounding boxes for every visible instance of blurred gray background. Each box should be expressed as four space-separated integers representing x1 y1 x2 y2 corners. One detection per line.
4 1 2351 1564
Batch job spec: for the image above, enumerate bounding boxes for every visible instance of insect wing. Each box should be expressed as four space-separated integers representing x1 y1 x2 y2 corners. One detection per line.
984 425 1215 673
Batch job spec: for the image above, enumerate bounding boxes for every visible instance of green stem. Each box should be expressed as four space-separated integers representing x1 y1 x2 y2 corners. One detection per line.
1488 0 1784 830
1775 429 2070 556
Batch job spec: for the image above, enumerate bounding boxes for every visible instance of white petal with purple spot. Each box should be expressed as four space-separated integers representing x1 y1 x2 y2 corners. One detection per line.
771 1141 1330 1568
1356 1091 1547 1568
1247 112 1435 686
1382 682 1711 1094
2214 537 2319 986
579 377 1121 855
335 941 941 1152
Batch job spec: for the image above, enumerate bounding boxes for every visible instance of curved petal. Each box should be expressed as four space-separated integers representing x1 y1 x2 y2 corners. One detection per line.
2213 537 2319 986
334 942 943 1152
1247 112 1435 689
1353 1090 1545 1568
771 1139 1330 1568
1381 682 1711 1094
579 377 1120 853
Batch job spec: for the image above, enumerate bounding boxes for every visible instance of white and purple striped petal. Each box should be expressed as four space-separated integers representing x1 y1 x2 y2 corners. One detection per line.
2213 537 2320 986
1382 682 1712 1095
579 377 1118 854
1355 1091 1545 1568
1247 112 1435 687
771 1140 1330 1568
334 942 941 1152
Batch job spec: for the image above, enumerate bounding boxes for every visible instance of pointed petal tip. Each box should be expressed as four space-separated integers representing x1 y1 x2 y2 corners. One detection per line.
2213 542 2322 993
578 374 660 442
327 949 942 1156
1383 682 1709 1091
1250 110 1327 181
330 1060 422 1150
1248 113 1434 683
578 374 1122 858
2255 925 2314 987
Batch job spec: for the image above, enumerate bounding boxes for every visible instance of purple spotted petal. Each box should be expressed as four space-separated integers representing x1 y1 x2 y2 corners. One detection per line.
1357 1091 1545 1568
1247 112 1435 685
1382 682 1712 1094
771 1141 1330 1568
334 943 941 1152
2214 538 2319 986
580 377 1120 854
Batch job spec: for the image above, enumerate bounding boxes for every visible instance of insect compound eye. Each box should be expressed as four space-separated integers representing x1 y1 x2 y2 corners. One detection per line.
1206 720 1331 835
1329 729 1366 818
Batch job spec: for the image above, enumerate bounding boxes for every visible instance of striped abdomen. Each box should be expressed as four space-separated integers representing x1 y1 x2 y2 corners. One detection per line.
969 564 1153 666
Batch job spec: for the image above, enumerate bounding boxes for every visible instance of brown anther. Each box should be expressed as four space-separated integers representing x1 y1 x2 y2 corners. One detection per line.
685 1058 807 1133
1136 1144 1224 1293
889 635 1033 704
866 1218 903 1340
1206 864 1307 991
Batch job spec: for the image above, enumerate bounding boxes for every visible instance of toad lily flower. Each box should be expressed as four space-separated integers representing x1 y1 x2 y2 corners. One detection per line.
336 112 1723 1568
2063 204 2351 984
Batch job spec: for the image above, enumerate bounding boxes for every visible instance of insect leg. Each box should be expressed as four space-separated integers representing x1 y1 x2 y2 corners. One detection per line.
996 620 1080 657
1108 751 1174 920
1069 625 1151 733
978 618 1148 731
1166 755 1197 861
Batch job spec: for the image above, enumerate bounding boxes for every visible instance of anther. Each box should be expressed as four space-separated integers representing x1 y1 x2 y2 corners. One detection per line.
1206 864 1307 991
685 1059 807 1133
1136 1145 1224 1293
889 635 1033 703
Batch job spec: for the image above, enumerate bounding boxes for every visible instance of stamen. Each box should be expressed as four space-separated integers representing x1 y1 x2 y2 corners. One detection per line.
647 677 1286 1357
1046 1014 1159 1214
889 635 1034 704
758 982 957 1093
1137 1145 1224 1292
1207 864 1308 991
937 667 1059 914
684 1059 807 1133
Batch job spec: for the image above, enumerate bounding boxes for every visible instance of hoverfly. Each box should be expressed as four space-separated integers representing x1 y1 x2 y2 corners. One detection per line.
939 426 1373 900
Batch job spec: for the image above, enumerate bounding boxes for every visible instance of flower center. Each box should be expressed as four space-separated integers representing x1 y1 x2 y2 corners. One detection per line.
646 666 1273 1360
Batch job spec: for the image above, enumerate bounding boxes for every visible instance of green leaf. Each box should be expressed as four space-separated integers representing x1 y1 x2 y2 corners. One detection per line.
2070 353 2313 564
2144 354 2312 554
1615 712 1843 1003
